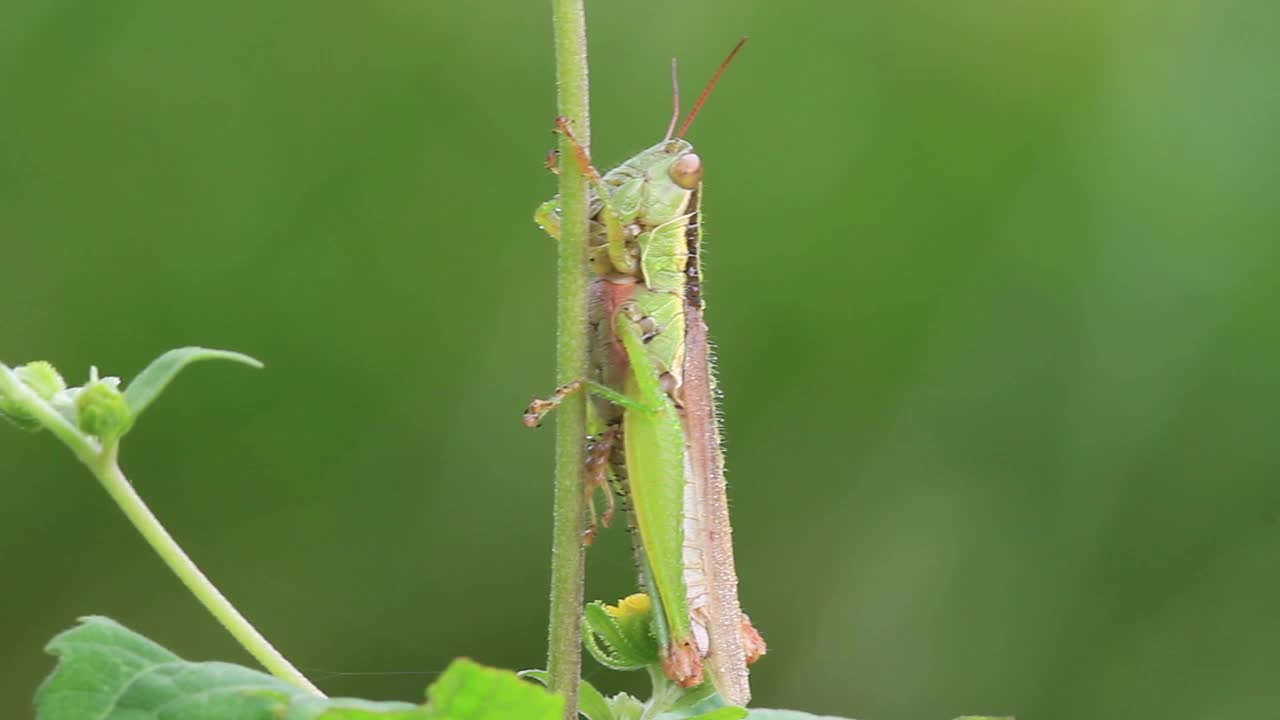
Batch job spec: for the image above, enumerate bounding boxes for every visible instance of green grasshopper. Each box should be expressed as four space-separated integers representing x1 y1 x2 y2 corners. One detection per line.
525 39 765 707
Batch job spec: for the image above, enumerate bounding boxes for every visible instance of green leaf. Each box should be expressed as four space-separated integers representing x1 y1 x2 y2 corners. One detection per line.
684 708 748 720
606 693 645 720
658 709 856 720
737 707 855 712
122 346 263 432
37 616 299 720
426 659 564 720
665 682 719 712
37 617 562 720
520 670 613 720
281 698 427 720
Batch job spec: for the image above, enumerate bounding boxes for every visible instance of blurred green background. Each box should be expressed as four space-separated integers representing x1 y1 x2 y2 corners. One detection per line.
3 1 1278 718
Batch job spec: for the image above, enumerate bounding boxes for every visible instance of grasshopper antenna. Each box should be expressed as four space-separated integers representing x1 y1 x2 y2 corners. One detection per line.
663 58 681 141
676 36 747 140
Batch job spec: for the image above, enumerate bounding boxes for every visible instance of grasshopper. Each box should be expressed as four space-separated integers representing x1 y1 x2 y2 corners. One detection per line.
526 39 765 707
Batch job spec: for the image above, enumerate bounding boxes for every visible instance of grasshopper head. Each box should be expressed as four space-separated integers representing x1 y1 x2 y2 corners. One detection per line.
604 34 747 223
595 36 746 226
602 139 701 228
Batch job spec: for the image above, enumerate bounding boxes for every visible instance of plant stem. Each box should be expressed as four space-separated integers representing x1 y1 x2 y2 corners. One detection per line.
547 0 591 717
91 449 325 697
2 363 320 694
0 364 99 462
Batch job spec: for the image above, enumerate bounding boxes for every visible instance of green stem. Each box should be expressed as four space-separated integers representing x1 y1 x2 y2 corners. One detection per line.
547 0 591 717
0 364 322 696
90 449 324 696
641 666 681 720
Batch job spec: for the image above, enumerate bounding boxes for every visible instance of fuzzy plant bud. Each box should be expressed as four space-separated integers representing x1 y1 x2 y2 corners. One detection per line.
76 376 131 444
18 361 67 401
0 361 67 431
583 594 661 671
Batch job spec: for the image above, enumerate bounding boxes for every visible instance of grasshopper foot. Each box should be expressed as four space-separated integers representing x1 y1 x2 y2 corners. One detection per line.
553 117 605 183
523 379 587 428
663 639 705 689
524 379 649 427
741 614 767 664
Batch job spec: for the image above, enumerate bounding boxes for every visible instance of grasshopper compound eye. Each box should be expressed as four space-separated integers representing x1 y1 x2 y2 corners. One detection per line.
670 153 703 189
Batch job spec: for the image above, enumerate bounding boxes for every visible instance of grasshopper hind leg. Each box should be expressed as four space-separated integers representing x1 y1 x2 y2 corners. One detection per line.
582 425 621 545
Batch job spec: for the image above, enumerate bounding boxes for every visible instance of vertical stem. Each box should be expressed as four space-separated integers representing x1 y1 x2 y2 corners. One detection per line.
547 0 590 717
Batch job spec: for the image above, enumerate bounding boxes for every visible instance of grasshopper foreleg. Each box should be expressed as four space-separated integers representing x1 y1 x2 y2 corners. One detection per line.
553 117 637 276
533 199 562 241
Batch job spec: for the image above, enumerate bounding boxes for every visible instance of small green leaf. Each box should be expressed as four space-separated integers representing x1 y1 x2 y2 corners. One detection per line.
122 346 263 433
580 681 618 720
654 692 733 720
280 697 425 720
742 707 860 712
686 709 748 720
520 670 613 720
606 693 645 720
665 681 719 712
427 659 564 720
659 709 856 720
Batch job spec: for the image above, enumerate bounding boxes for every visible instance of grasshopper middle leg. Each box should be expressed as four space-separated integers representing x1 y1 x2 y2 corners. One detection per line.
522 379 649 428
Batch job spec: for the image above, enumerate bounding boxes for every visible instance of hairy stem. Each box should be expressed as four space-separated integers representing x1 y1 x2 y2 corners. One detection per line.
547 0 591 717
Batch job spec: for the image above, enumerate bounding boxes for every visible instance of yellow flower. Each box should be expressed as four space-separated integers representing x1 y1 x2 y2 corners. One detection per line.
604 593 652 619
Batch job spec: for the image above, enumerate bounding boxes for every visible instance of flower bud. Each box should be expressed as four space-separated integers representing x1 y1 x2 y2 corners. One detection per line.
76 378 131 444
18 361 67 400
0 361 67 431
583 594 661 671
